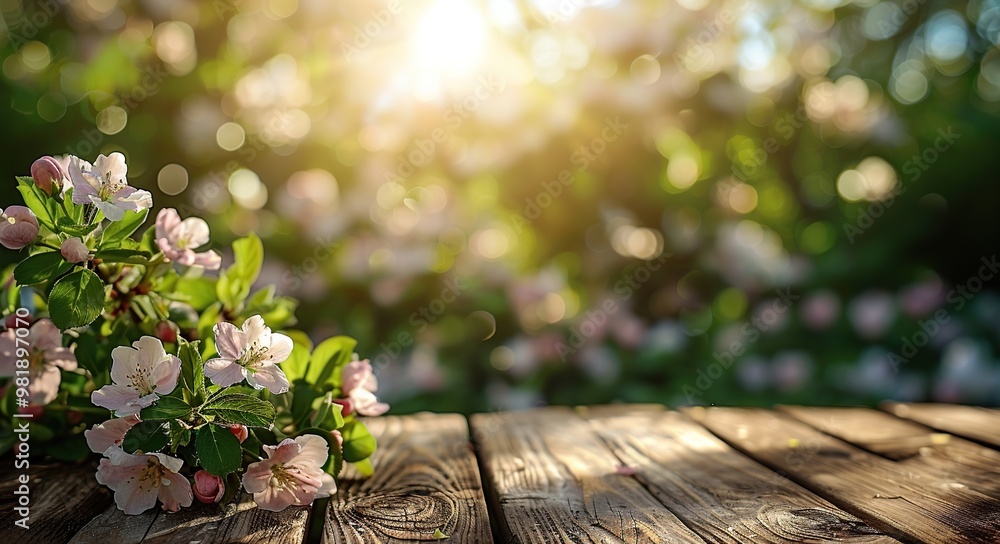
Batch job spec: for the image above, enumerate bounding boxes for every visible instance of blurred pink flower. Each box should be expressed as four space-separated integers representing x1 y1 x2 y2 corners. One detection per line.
0 206 39 250
0 319 77 405
85 415 140 455
242 435 336 512
340 360 389 416
154 208 221 269
800 291 840 331
97 448 192 514
848 290 896 339
205 315 291 394
60 237 90 263
68 153 152 221
30 156 66 195
91 336 180 416
192 470 225 503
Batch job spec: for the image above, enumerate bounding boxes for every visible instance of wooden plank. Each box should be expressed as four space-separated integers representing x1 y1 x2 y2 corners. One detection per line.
683 406 1000 543
140 493 309 543
324 413 492 543
780 406 1000 500
0 461 112 544
583 406 898 543
67 505 158 544
882 402 1000 449
472 407 706 544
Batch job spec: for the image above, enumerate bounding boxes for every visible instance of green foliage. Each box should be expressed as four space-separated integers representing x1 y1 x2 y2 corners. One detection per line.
178 338 207 405
217 232 263 311
140 396 193 421
48 269 105 330
13 251 73 285
101 209 148 247
201 392 276 428
340 420 376 463
195 424 242 476
123 421 169 454
307 336 357 388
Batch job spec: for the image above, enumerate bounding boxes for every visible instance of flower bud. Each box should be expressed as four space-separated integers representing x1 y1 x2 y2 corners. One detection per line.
30 156 65 195
332 398 353 417
229 424 248 443
331 429 344 448
60 237 90 263
0 206 40 250
154 321 178 344
192 470 225 503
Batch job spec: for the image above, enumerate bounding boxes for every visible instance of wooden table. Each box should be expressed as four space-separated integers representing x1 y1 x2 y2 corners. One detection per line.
3 403 1000 543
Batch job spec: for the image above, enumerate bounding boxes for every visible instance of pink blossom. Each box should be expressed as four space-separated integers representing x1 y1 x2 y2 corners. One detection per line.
192 470 225 503
91 336 181 416
31 156 66 195
0 206 39 250
154 208 221 269
0 319 77 405
339 360 389 416
68 153 152 222
204 315 292 394
60 237 90 263
242 435 336 512
229 424 249 443
96 448 192 514
85 415 141 455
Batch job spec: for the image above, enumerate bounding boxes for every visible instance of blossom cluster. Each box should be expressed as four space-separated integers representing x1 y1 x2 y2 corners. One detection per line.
0 153 388 514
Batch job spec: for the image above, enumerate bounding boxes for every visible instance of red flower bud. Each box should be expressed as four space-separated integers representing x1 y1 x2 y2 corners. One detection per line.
30 156 65 195
332 398 353 416
229 424 248 443
192 470 225 503
154 321 178 344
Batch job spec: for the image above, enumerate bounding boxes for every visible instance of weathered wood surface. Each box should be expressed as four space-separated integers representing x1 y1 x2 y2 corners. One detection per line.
67 483 309 544
779 405 1000 500
0 461 111 543
882 402 1000 449
472 406 706 543
4 405 1000 543
324 413 492 544
583 405 897 543
684 406 1000 543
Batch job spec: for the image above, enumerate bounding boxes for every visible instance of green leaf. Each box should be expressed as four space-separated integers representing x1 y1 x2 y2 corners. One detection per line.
217 232 263 309
13 251 73 285
48 269 105 330
140 396 193 421
93 248 152 264
174 277 218 311
122 420 169 454
340 420 376 462
311 392 345 431
195 424 242 476
178 338 206 405
168 420 192 453
290 381 322 428
16 177 57 231
101 209 148 247
197 301 223 341
202 393 276 428
307 336 358 388
56 216 99 237
282 337 312 383
354 457 374 478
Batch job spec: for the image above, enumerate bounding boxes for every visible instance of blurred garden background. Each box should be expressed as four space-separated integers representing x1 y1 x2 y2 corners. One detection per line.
2 0 999 414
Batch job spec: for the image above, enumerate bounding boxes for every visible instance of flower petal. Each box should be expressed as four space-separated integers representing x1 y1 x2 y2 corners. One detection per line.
213 321 245 360
246 364 289 394
91 384 141 412
204 358 245 387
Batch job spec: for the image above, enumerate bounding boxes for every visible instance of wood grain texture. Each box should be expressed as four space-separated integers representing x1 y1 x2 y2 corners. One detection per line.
140 492 309 544
882 402 1000 449
473 407 706 544
780 405 1000 500
67 504 157 544
683 406 1000 544
324 413 492 543
0 461 111 543
584 406 897 544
